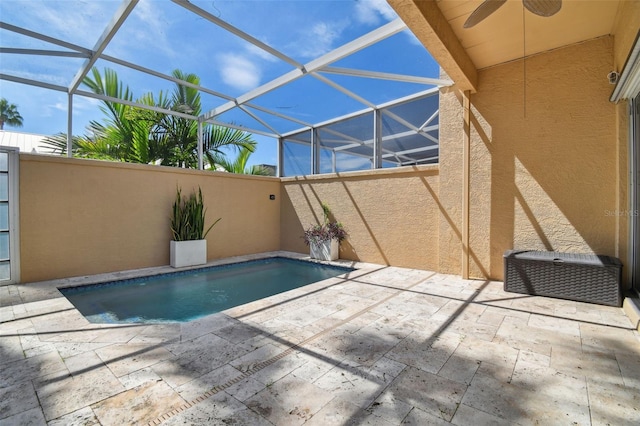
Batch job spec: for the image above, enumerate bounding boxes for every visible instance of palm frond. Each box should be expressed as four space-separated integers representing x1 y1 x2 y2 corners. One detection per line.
203 125 256 156
171 70 202 116
40 133 84 155
74 67 259 169
211 145 269 175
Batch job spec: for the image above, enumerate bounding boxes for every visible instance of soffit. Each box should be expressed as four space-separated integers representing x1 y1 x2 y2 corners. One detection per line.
437 0 621 70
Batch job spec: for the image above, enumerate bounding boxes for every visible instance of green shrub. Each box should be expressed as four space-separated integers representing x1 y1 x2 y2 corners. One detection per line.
170 186 220 241
302 202 348 245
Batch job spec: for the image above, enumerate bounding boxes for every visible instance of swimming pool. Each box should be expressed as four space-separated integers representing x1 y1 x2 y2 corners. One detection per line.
60 257 354 324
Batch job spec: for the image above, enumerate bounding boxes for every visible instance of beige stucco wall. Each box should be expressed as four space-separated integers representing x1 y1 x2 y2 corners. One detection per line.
18 23 637 285
19 154 281 283
280 166 440 271
612 0 640 73
440 36 623 281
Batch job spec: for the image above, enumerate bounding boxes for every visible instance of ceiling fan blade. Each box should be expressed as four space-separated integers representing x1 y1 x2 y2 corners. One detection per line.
464 0 507 28
523 0 562 17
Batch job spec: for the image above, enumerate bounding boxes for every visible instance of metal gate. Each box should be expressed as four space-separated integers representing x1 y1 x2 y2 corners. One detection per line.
0 147 19 285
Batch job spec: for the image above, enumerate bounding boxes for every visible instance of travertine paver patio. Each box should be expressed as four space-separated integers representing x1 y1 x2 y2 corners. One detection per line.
1 252 639 425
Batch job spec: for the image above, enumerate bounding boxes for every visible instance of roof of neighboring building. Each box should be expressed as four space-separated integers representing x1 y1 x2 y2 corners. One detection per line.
0 130 50 153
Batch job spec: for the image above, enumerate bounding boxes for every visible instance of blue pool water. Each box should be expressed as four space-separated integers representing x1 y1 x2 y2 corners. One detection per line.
60 257 354 324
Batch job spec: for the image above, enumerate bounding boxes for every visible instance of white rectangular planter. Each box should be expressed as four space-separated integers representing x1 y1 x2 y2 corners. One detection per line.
310 239 339 261
170 240 207 268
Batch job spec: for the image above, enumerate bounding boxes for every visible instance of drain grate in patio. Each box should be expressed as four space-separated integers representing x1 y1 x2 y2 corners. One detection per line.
146 272 436 425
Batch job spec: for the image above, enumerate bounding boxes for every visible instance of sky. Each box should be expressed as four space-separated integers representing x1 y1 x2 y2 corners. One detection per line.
0 0 441 168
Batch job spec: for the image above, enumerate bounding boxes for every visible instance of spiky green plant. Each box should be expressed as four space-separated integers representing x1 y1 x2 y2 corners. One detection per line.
170 187 220 241
321 202 331 225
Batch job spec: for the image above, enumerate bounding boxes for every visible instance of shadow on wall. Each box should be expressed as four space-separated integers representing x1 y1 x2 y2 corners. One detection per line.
463 38 619 280
419 174 489 278
280 174 375 262
280 168 441 270
279 187 308 254
337 179 388 265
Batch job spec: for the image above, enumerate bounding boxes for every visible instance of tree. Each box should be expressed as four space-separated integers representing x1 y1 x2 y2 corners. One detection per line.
0 98 24 130
65 67 256 167
81 67 167 163
153 69 256 168
212 146 272 176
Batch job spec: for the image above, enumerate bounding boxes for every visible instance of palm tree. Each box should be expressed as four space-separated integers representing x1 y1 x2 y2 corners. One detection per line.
212 146 272 175
154 69 256 168
39 133 97 157
71 67 257 167
39 69 163 162
41 131 140 161
0 98 24 130
80 67 166 163
203 126 257 169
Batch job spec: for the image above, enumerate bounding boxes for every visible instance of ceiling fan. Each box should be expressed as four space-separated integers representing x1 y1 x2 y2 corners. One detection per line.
464 0 562 28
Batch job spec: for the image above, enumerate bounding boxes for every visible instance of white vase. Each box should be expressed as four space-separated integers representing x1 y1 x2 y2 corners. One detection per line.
170 240 207 268
310 239 339 261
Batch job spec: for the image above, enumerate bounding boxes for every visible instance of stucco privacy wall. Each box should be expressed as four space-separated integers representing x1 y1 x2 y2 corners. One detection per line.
612 0 640 286
19 154 281 283
439 36 623 281
280 166 440 271
612 0 640 74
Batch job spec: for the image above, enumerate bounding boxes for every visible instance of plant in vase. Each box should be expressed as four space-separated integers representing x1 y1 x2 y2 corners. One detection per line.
170 186 221 268
302 203 348 261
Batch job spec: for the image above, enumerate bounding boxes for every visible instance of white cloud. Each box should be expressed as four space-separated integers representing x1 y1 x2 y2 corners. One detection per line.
72 96 101 112
293 21 345 58
2 68 68 87
245 42 280 63
52 102 66 112
134 0 165 33
5 0 176 60
354 0 397 25
214 35 288 92
24 1 109 42
320 154 371 173
218 53 261 91
128 0 176 59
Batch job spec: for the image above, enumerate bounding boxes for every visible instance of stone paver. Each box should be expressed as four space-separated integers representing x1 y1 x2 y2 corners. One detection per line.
0 380 40 419
245 374 334 425
1 252 639 425
91 380 186 426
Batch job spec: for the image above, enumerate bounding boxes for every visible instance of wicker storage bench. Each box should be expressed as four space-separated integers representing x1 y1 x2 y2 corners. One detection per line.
503 250 622 307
